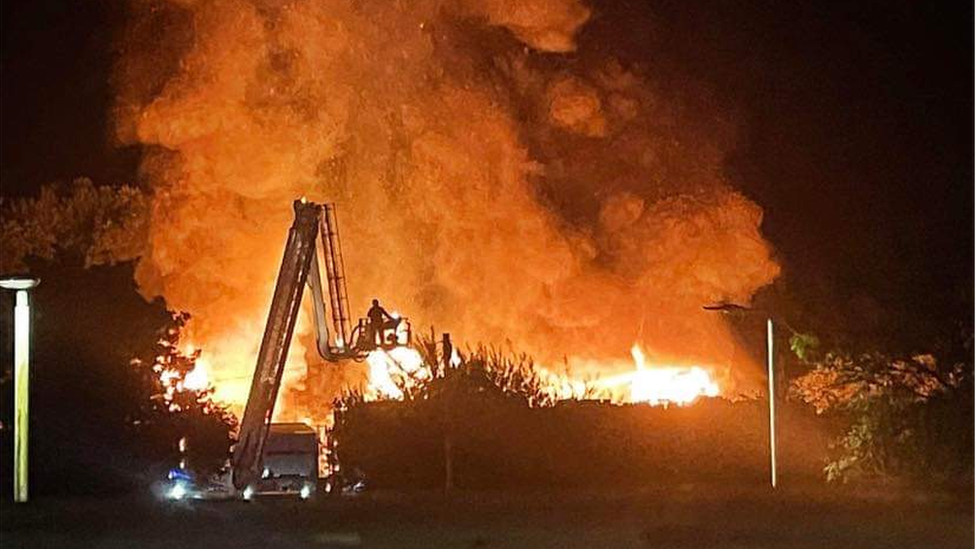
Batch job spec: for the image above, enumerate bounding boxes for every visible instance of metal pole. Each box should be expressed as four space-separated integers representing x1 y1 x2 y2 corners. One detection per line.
14 290 31 502
766 317 776 489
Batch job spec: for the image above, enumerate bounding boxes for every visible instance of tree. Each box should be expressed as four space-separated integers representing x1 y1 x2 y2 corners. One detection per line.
135 312 238 477
790 332 972 484
0 183 233 494
332 338 583 490
0 178 148 273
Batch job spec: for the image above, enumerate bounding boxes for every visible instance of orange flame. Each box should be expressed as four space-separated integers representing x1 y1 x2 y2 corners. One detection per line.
117 0 777 421
625 344 719 405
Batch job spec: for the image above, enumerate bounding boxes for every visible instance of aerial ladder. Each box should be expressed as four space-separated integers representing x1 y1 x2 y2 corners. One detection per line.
230 199 410 492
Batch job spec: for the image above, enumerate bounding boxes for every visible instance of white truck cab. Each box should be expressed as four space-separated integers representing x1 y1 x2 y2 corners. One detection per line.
243 422 318 500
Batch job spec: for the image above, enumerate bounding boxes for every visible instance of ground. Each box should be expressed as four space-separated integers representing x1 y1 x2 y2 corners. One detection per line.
1 485 972 548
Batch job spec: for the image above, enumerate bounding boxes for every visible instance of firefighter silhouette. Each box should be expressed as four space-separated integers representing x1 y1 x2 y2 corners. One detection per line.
365 299 400 348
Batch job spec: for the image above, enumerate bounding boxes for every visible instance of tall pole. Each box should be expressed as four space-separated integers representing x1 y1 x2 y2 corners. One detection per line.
766 317 777 489
13 290 31 502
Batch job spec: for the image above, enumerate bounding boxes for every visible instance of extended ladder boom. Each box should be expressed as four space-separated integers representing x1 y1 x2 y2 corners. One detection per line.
231 200 320 489
321 204 353 347
231 199 411 491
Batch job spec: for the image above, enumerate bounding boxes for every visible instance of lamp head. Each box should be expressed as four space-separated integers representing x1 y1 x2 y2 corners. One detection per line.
702 301 750 313
0 275 40 291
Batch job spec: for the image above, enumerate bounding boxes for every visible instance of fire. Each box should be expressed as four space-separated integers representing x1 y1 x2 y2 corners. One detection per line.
625 344 719 405
156 334 718 418
629 367 719 405
167 314 310 416
537 343 721 406
365 346 428 400
152 342 213 412
183 357 209 391
117 0 780 424
360 341 719 407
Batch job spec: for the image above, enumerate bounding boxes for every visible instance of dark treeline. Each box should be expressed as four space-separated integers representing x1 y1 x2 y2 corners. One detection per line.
0 258 233 497
335 397 828 490
0 258 163 495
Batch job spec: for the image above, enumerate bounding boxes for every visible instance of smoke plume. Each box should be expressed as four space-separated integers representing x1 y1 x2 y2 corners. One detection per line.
114 0 779 410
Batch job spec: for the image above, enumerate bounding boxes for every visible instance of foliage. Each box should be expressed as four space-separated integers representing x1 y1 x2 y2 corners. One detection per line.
788 332 820 362
332 339 565 488
330 339 826 490
134 312 237 476
790 339 972 484
333 393 828 490
357 335 565 408
0 178 148 273
0 230 230 495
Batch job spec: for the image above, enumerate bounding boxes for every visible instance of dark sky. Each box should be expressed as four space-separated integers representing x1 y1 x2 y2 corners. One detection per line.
582 0 973 349
1 0 137 192
1 0 972 351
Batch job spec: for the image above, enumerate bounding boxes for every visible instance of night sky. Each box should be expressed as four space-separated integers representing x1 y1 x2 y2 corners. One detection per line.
1 0 972 351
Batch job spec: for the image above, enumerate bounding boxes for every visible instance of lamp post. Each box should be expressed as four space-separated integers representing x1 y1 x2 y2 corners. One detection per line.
766 317 776 488
703 302 777 488
1 275 40 502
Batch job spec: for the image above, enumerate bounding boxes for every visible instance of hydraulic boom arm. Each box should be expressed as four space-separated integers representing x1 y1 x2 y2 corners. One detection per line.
231 199 411 491
231 200 320 489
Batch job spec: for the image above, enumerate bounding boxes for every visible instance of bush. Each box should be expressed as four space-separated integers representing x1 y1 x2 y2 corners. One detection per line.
333 343 828 490
790 336 973 484
134 312 237 478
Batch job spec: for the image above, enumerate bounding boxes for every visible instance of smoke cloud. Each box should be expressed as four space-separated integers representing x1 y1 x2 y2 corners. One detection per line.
114 0 779 411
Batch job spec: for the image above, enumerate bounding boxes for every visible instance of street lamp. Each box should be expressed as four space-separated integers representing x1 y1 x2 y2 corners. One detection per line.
703 302 777 488
1 275 40 502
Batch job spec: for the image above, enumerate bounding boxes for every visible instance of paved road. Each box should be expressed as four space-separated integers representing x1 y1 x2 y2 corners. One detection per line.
2 485 971 548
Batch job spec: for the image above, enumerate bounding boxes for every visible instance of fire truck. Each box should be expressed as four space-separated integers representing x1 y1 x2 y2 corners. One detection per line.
164 199 410 501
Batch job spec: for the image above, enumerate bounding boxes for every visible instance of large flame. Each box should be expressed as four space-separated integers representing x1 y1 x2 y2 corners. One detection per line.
360 341 720 407
114 0 779 419
623 344 719 405
365 347 428 400
536 343 721 406
182 358 210 392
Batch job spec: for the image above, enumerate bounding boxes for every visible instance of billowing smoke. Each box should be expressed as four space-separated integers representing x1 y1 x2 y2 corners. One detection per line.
114 0 779 411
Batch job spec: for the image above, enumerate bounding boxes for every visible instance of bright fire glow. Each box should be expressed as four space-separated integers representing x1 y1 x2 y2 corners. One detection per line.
183 357 209 391
117 0 783 425
152 341 215 412
161 332 718 418
626 344 719 405
360 341 719 407
535 343 721 406
365 346 427 399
